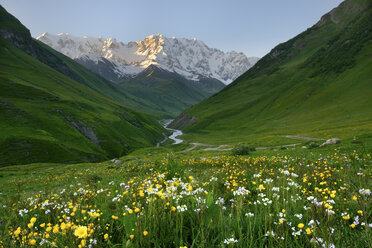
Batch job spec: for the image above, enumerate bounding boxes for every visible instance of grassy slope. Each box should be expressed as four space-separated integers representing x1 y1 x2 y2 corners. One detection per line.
0 4 28 35
0 38 164 166
1 4 195 120
177 0 372 146
36 42 176 119
118 66 213 118
0 140 370 247
0 5 166 166
39 40 223 119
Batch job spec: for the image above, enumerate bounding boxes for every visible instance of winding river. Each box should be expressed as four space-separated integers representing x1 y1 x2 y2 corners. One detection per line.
157 119 183 146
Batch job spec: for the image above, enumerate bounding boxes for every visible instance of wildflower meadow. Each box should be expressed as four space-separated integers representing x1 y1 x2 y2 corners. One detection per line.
0 147 371 247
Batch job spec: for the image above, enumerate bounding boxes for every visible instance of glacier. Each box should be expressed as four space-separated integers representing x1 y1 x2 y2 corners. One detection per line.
37 33 259 84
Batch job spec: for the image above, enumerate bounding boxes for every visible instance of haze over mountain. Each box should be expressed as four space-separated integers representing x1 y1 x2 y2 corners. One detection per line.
170 0 372 146
37 32 259 84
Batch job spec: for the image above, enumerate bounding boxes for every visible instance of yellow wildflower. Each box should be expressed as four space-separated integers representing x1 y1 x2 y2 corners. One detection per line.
14 227 21 236
89 212 100 218
74 226 88 239
28 239 36 245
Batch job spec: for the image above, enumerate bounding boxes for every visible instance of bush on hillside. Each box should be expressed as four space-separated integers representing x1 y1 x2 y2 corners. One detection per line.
307 142 320 149
231 145 254 156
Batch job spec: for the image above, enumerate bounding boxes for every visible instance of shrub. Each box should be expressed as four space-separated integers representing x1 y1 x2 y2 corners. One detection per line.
351 139 363 144
231 145 254 155
307 142 319 149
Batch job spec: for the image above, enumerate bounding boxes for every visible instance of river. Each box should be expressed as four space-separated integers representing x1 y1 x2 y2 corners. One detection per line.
157 119 183 146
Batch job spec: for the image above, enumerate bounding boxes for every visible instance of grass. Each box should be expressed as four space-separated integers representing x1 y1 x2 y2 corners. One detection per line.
0 5 173 166
0 37 165 166
35 41 177 119
0 2 371 247
0 140 370 247
118 66 213 118
173 0 372 146
0 5 29 34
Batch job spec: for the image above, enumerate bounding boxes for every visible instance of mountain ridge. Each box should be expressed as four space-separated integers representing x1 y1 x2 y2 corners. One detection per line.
37 32 260 84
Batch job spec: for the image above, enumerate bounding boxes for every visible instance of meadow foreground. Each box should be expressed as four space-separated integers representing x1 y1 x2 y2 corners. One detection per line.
0 144 371 247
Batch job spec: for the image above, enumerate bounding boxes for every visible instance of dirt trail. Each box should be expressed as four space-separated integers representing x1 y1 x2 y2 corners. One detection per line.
183 142 303 152
282 135 324 141
156 133 168 147
183 143 234 152
181 135 322 153
182 143 211 152
203 145 230 151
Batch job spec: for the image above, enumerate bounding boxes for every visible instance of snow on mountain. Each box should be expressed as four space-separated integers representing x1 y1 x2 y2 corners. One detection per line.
37 32 259 84
75 54 143 81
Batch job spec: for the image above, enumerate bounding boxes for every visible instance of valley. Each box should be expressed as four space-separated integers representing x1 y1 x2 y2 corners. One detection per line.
157 119 184 146
0 0 371 247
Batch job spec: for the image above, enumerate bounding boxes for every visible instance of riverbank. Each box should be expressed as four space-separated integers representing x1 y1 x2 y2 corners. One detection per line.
157 119 183 146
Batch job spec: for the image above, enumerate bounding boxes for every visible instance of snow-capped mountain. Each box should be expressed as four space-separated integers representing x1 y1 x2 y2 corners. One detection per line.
37 33 259 84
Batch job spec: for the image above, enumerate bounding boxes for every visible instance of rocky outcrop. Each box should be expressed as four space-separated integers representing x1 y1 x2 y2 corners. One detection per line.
70 121 100 145
321 138 340 147
168 112 197 130
316 0 366 26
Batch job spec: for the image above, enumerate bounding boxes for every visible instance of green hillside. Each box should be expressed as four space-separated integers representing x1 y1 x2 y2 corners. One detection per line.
0 6 165 166
36 39 224 119
118 65 224 118
35 43 179 119
171 0 372 146
1 5 201 120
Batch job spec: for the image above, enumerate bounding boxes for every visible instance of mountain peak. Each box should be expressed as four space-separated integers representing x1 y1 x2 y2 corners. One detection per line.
37 33 260 84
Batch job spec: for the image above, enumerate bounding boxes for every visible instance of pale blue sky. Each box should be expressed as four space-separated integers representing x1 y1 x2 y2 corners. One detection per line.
0 0 343 57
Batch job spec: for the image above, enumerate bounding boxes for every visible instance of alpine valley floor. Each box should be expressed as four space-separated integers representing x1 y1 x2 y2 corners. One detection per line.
0 137 371 247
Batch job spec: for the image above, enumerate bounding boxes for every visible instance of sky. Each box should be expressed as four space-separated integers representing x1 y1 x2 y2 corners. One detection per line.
0 0 343 57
